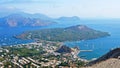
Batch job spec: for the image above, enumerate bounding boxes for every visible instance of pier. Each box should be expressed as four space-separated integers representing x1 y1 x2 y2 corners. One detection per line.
80 50 93 52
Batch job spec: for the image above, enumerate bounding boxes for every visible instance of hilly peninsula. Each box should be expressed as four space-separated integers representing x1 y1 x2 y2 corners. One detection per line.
15 25 110 42
0 12 56 27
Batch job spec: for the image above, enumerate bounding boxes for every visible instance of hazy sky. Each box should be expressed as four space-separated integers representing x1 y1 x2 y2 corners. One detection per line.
0 0 120 18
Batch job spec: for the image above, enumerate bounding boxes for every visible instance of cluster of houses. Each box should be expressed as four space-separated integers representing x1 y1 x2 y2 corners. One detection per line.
0 40 85 68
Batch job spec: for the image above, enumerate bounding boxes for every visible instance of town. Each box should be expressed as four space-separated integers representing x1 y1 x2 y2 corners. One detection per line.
0 40 87 68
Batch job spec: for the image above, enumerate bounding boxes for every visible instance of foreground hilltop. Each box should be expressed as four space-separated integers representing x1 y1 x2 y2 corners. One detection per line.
15 25 110 42
85 58 120 68
86 48 120 68
89 48 120 65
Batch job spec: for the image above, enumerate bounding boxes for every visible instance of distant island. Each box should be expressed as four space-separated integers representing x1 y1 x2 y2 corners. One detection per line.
15 25 110 42
0 12 56 27
0 12 81 27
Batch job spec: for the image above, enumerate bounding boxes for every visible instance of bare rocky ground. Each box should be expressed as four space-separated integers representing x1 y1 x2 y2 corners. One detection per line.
83 58 120 68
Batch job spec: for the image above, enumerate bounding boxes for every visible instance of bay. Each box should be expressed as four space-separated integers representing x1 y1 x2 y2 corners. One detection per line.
0 20 120 60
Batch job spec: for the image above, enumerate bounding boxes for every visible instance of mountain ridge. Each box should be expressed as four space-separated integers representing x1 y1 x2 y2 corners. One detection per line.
0 12 81 27
0 13 56 27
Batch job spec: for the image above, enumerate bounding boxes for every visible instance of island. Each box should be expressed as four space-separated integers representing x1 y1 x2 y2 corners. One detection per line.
15 25 110 42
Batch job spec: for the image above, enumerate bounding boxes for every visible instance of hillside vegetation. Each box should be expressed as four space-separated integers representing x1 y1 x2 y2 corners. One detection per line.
15 25 110 42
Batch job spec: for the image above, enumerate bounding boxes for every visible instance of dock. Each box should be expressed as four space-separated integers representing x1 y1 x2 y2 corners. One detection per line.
80 50 93 52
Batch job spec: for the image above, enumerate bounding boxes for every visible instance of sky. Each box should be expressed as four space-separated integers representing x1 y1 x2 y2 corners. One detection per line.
0 0 120 18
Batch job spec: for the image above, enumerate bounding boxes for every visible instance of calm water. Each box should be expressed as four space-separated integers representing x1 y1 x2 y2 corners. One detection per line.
0 20 120 60
0 23 76 46
65 23 120 60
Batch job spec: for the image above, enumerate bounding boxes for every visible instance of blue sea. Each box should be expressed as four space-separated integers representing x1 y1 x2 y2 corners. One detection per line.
65 25 120 60
0 20 120 60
